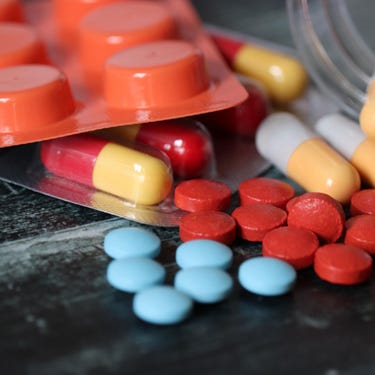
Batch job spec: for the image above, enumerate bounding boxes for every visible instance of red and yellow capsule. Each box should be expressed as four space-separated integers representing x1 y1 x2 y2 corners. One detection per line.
40 133 173 205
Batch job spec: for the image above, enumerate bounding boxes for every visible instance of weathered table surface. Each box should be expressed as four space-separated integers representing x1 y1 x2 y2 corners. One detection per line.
2 1 375 374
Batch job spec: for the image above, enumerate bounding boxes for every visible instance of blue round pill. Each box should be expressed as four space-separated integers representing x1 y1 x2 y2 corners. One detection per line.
106 257 166 293
174 267 233 303
175 239 233 270
133 285 193 325
104 227 161 259
238 256 297 296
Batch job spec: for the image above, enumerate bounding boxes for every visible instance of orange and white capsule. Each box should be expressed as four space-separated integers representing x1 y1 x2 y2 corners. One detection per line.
255 112 360 203
40 134 173 206
315 113 375 187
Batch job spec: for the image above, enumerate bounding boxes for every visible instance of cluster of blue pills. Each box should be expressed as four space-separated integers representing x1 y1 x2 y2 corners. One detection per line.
103 227 297 325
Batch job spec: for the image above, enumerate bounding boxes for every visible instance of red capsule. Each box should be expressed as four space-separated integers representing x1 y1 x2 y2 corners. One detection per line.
199 75 269 138
96 119 214 179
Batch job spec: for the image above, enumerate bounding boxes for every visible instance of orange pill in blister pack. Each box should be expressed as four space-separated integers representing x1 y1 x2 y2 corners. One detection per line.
79 1 178 85
52 0 118 40
0 65 76 137
0 23 48 68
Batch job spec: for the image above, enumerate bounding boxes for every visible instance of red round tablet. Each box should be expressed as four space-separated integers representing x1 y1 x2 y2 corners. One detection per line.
179 210 236 244
174 178 232 212
345 214 375 254
286 192 345 243
239 177 295 208
262 226 319 269
231 203 287 242
314 243 372 285
350 189 375 216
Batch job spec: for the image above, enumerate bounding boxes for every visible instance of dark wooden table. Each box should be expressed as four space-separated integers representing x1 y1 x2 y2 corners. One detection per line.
2 1 375 374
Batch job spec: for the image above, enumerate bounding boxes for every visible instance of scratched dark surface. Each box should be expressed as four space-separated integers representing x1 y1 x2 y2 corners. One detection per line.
2 1 375 375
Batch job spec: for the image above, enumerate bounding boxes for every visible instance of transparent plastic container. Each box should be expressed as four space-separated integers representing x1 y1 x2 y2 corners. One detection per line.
287 0 375 119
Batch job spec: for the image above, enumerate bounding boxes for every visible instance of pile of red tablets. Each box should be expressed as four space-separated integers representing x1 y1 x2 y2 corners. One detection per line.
174 177 375 286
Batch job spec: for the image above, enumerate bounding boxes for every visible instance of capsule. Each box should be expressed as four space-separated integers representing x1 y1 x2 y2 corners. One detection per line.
40 134 173 205
360 82 375 140
95 119 214 179
199 75 270 138
255 112 360 203
315 113 375 187
210 31 308 104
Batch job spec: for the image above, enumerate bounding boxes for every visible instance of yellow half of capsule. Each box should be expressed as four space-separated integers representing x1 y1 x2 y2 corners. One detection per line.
233 45 308 104
92 142 172 205
287 138 360 203
95 124 141 143
351 138 375 187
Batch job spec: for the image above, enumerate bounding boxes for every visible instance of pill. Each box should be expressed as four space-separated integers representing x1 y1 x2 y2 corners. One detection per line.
350 189 375 216
262 226 319 270
103 227 161 259
174 179 232 212
175 239 233 270
315 113 375 187
174 267 233 304
105 39 209 109
0 23 48 68
133 285 193 325
210 31 308 104
0 64 76 134
40 133 173 206
238 177 295 208
0 0 23 22
345 215 375 254
199 75 270 138
314 243 373 285
238 256 297 296
53 0 118 39
255 112 361 203
232 204 287 242
95 119 214 179
179 211 237 245
79 2 177 82
106 257 166 293
286 192 345 243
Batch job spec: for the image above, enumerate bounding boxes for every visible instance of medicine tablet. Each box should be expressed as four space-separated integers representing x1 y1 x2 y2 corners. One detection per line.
106 257 166 293
179 210 237 245
287 192 345 243
104 227 161 259
262 226 319 270
350 189 375 216
176 239 233 270
238 257 297 296
314 243 372 285
174 179 232 212
239 177 295 208
231 203 287 242
345 215 375 254
174 267 233 303
133 285 193 325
